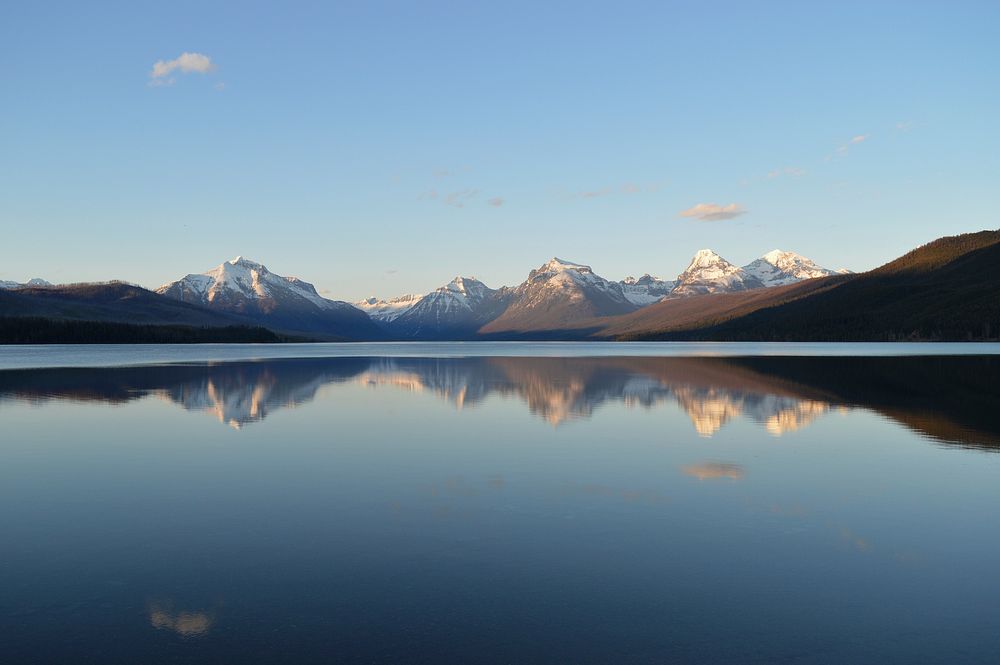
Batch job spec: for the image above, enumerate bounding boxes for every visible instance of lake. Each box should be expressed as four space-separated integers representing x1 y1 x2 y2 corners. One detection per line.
2 344 999 663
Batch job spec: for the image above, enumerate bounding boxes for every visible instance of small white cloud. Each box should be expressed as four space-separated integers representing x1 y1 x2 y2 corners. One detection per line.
150 52 215 81
895 121 915 132
678 202 747 222
767 166 807 179
833 133 871 158
487 197 504 207
214 82 226 91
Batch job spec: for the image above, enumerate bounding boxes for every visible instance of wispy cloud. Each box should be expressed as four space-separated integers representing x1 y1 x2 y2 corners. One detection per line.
444 189 479 208
149 52 215 86
419 188 500 208
569 180 668 200
767 166 807 179
678 202 747 221
895 120 915 132
833 133 871 157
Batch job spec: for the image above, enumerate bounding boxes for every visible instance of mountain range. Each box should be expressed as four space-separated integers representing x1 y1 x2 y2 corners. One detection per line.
0 278 51 290
352 250 845 337
2 230 998 342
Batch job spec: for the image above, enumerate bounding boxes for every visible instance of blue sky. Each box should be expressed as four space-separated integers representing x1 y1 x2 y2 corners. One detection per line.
2 1 998 300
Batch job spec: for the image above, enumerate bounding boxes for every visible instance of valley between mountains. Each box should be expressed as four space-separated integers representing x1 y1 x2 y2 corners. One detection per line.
2 230 999 342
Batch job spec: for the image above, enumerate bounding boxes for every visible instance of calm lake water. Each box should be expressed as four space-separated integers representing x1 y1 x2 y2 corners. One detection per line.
2 344 1000 663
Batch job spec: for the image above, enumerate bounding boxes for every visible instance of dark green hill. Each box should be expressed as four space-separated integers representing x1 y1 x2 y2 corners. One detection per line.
0 282 293 343
616 230 1000 341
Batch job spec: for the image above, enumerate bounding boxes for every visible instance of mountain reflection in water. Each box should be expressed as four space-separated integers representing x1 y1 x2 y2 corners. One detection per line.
0 355 997 449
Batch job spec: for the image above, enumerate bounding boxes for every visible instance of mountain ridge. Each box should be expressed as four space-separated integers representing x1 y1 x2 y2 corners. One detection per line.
2 231 995 342
156 256 382 340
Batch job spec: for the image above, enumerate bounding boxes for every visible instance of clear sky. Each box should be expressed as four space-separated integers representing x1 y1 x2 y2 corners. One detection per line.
2 1 998 301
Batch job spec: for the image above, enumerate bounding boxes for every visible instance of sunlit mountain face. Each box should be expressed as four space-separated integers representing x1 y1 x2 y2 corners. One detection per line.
1 355 998 448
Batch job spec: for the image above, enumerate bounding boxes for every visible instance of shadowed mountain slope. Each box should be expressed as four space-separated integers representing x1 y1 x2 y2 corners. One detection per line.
157 257 383 340
603 229 1000 342
480 258 637 335
0 282 254 327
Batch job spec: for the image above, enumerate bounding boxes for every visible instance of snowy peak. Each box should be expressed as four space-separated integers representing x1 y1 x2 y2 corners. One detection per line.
390 275 511 338
528 257 598 283
761 249 792 264
742 250 838 287
541 257 592 273
622 274 664 286
0 277 52 289
156 257 382 339
158 257 338 312
481 256 636 333
228 255 265 269
443 276 483 295
354 293 424 322
423 276 497 312
670 249 762 298
680 249 741 277
619 274 676 306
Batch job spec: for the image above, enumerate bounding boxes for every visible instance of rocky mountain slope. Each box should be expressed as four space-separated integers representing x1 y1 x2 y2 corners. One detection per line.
480 258 637 335
387 277 512 339
611 230 1000 341
157 257 381 340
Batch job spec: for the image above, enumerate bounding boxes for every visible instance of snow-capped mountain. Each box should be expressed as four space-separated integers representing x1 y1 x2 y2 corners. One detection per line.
619 274 676 306
156 257 382 339
742 250 838 287
669 250 764 298
481 258 637 333
0 278 52 289
354 293 424 322
389 276 512 338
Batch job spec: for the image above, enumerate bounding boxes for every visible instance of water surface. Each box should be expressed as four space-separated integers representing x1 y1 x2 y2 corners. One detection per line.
3 340 1000 370
2 348 999 663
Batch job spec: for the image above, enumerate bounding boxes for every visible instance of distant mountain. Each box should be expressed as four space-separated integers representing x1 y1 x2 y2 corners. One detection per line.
619 274 676 306
5 231 995 343
0 278 52 289
388 277 512 339
609 230 1000 342
157 257 382 340
480 258 637 335
669 250 764 297
742 250 839 287
354 293 424 322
